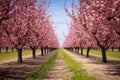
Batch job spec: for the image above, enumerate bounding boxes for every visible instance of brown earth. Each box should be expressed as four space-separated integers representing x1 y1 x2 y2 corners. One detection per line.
0 50 57 80
43 53 72 80
1 49 119 80
64 49 120 80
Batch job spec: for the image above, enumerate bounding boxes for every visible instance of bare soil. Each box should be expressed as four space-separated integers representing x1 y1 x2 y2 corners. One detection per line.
43 53 72 80
64 49 120 80
0 50 56 80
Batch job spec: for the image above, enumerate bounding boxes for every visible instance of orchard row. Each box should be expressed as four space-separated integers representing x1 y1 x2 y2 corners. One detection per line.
63 0 120 63
0 0 59 63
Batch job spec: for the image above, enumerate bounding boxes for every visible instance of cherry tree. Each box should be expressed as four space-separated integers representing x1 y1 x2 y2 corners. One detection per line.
0 0 59 63
80 0 120 36
0 0 20 52
64 0 120 63
0 0 20 23
27 0 59 58
2 0 36 63
27 0 49 58
79 0 120 62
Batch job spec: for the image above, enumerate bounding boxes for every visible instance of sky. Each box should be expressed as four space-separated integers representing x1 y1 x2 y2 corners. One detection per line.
37 0 78 46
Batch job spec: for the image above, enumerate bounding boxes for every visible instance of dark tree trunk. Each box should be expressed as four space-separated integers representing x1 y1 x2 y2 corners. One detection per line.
77 48 79 54
119 47 120 52
32 48 36 59
73 48 74 52
76 48 78 53
106 48 108 51
44 49 46 54
81 48 83 55
41 48 44 55
12 47 14 52
101 48 107 63
86 48 90 57
6 47 8 53
0 47 1 53
17 48 23 63
112 47 114 52
49 48 51 52
72 48 74 52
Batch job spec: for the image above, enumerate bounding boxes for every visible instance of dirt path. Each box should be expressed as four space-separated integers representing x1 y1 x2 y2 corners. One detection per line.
64 49 120 80
0 50 56 80
43 53 72 80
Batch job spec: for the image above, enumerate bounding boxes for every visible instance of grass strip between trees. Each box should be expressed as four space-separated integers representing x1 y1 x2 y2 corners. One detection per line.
60 49 96 80
25 50 59 80
83 49 120 59
0 50 41 61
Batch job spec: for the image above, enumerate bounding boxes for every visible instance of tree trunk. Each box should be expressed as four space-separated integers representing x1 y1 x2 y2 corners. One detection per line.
32 48 36 59
81 48 83 55
77 48 79 54
101 48 107 63
45 48 47 54
119 47 120 52
6 47 8 53
12 47 14 52
112 47 114 52
41 48 44 55
86 48 90 57
17 48 23 63
0 47 1 53
76 48 78 53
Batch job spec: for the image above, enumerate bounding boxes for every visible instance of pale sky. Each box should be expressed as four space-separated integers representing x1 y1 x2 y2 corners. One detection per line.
37 0 78 46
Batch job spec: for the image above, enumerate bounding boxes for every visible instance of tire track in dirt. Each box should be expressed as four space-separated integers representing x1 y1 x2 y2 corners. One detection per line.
43 53 72 80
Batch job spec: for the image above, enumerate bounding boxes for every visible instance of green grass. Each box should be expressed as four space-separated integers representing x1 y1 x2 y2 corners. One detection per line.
60 49 96 80
26 50 59 80
0 48 13 52
83 49 120 59
0 48 33 53
0 49 41 61
107 48 119 52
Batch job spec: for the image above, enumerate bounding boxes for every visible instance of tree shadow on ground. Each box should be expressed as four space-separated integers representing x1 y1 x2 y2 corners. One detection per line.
0 51 56 80
73 52 120 77
85 54 120 76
